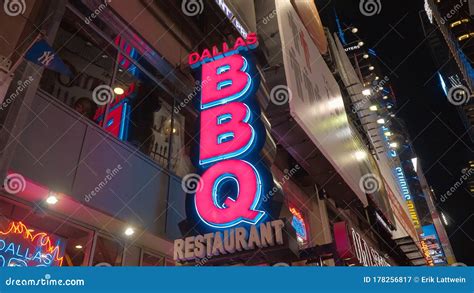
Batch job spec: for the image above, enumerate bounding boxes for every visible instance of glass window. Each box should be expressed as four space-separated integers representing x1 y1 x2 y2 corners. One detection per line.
91 234 123 267
0 198 93 267
141 251 164 266
38 6 196 176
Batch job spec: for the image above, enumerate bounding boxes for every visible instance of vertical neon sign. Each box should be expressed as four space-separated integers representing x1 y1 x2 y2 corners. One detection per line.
190 33 270 229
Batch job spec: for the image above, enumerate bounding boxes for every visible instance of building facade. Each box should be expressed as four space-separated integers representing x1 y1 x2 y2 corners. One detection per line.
0 0 451 267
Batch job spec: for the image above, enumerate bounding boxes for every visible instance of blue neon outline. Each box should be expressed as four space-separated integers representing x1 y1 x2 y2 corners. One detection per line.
217 132 235 144
217 80 233 90
119 102 129 140
211 174 240 209
199 103 255 166
217 64 230 74
217 113 232 124
194 160 265 229
201 56 252 110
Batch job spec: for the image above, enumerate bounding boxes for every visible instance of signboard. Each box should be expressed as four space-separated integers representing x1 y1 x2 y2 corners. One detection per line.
276 0 371 207
289 207 307 244
334 221 391 267
174 219 285 261
0 221 64 267
187 32 270 230
422 225 447 265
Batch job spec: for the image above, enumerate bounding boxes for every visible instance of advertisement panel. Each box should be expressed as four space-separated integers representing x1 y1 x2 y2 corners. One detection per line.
276 0 372 206
422 225 447 265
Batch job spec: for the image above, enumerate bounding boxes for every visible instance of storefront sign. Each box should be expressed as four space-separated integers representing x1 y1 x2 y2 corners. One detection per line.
188 33 258 69
334 221 391 267
289 207 307 243
188 34 271 229
0 221 64 267
173 219 285 261
422 225 447 265
394 167 421 229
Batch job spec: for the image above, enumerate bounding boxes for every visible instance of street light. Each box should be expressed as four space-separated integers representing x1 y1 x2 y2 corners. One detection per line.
358 41 364 47
363 53 369 59
362 89 372 96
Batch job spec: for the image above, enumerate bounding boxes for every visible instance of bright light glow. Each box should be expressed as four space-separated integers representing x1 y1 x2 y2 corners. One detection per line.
369 105 378 111
411 157 418 173
389 142 399 148
46 193 59 205
384 131 392 137
124 227 135 236
363 54 369 59
375 76 379 80
369 66 375 71
75 245 83 250
383 95 388 100
358 41 364 47
390 113 395 117
377 118 385 124
378 86 384 90
387 105 392 109
362 89 372 96
113 87 125 95
441 213 448 225
351 27 358 33
354 150 368 161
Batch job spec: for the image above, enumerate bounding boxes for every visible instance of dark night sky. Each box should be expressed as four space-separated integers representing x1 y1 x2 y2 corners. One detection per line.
316 0 474 264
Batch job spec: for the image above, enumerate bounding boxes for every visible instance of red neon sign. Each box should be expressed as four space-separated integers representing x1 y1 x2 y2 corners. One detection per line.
0 221 64 267
188 33 258 69
192 34 267 228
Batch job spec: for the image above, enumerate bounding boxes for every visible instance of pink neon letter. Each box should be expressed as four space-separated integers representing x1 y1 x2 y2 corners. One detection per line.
199 102 253 165
195 159 264 227
201 54 250 109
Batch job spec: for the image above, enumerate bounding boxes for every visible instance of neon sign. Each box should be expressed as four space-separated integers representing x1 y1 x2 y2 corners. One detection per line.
190 33 270 229
0 221 64 267
289 207 307 243
188 33 258 69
